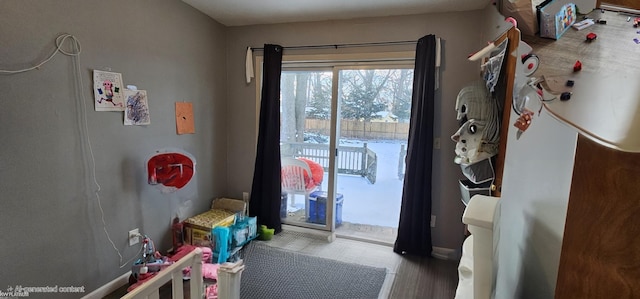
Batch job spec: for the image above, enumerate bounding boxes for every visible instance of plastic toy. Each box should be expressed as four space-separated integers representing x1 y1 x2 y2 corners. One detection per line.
258 225 274 240
560 92 572 101
573 60 582 72
514 109 534 132
131 236 170 281
586 32 597 42
521 53 540 76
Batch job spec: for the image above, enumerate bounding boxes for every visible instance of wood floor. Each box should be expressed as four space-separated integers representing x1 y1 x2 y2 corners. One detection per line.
522 9 640 77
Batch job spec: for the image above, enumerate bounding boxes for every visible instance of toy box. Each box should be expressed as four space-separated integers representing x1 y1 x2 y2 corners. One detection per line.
183 209 236 247
308 191 343 226
537 1 576 40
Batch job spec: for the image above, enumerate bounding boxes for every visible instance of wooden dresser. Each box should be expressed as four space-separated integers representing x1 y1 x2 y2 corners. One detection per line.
555 135 640 298
544 72 640 298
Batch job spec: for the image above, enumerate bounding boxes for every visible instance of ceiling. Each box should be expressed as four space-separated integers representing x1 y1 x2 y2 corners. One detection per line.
183 0 493 26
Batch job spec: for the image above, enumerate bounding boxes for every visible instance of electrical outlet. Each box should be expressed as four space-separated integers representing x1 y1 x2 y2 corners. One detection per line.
242 192 249 201
430 215 436 228
128 228 139 246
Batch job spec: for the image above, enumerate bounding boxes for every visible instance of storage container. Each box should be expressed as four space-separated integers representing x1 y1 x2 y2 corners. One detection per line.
460 157 494 184
308 191 343 226
459 179 492 206
183 209 236 247
537 1 576 40
230 216 257 247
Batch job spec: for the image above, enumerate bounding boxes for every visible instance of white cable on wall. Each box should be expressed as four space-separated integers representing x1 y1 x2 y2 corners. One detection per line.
2 33 142 268
0 34 81 74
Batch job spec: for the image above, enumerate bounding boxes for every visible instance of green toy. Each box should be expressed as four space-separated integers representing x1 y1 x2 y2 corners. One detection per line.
258 225 274 240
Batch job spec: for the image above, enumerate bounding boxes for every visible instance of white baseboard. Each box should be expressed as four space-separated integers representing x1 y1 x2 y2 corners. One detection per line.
432 246 460 261
282 224 336 242
81 271 130 299
335 234 394 247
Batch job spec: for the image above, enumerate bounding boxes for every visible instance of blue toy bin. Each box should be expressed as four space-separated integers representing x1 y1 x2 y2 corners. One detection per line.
308 191 343 226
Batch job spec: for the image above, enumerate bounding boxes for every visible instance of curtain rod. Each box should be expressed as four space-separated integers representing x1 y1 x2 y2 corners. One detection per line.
250 40 417 51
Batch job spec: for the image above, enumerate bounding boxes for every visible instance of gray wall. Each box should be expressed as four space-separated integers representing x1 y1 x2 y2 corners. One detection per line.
225 11 489 252
0 0 227 295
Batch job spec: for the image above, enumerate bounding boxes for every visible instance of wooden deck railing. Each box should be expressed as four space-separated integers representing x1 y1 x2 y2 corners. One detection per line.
281 142 377 184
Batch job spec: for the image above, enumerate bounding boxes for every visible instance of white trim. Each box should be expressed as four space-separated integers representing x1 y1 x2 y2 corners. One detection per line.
335 233 394 247
432 246 460 261
81 271 130 299
282 224 336 242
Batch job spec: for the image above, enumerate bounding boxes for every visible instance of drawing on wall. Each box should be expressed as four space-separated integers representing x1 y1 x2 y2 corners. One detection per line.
124 89 150 126
93 70 125 111
175 102 195 134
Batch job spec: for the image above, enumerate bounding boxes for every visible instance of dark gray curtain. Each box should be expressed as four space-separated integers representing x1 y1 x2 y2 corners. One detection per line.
249 44 283 234
394 35 436 256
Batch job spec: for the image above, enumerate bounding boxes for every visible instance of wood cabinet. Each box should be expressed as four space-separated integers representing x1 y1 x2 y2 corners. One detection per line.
540 71 640 298
531 71 640 297
555 135 640 298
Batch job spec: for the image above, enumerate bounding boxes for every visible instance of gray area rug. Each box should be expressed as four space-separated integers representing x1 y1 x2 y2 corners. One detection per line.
240 241 387 299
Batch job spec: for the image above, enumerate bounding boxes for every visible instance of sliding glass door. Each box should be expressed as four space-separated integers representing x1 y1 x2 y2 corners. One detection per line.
277 56 414 239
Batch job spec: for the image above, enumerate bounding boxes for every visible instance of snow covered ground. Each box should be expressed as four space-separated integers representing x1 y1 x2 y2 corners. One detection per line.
286 139 407 228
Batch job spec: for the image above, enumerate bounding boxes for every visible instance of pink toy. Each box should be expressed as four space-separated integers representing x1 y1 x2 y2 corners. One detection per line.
202 263 220 280
205 284 218 299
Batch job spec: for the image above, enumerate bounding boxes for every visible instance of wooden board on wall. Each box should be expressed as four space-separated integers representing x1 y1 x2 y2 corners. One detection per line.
492 27 520 197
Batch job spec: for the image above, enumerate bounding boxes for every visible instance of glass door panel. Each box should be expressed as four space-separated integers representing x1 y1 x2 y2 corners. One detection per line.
280 70 333 229
334 68 413 244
